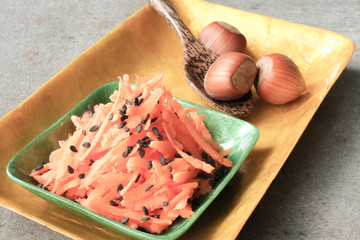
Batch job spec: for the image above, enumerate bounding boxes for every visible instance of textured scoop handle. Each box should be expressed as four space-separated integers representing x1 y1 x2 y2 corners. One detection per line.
147 0 211 61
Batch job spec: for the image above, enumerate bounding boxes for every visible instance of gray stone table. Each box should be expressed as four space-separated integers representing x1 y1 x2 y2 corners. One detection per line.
1 1 359 239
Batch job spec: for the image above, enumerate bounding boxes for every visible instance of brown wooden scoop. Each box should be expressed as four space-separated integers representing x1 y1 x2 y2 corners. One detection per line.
147 0 253 117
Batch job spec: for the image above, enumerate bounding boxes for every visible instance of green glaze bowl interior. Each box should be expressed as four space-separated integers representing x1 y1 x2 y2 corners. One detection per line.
6 81 259 240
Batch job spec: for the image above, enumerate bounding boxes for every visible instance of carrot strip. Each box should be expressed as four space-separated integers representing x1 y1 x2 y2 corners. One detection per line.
30 73 233 234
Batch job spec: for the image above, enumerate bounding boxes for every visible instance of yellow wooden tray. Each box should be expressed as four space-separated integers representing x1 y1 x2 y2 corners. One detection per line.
0 0 354 239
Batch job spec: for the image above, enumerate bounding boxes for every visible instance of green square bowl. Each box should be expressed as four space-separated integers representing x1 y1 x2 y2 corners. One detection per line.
6 81 259 240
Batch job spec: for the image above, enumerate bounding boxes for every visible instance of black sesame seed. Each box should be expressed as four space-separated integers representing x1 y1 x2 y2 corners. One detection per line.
145 185 153 192
175 112 180 119
186 151 192 156
120 105 127 112
128 145 134 152
121 115 128 121
150 117 158 123
82 142 91 148
202 152 208 159
137 93 143 98
125 99 131 105
78 173 85 179
147 160 152 170
142 206 149 215
89 159 94 166
120 217 129 224
134 97 139 105
87 104 94 111
157 134 163 141
115 196 124 201
123 149 130 158
140 217 150 221
118 122 127 129
117 184 124 192
109 200 119 206
138 227 150 233
142 140 151 148
142 136 149 141
141 113 150 124
136 124 142 133
206 156 215 167
119 110 126 116
175 153 181 158
108 112 113 120
34 164 43 171
70 145 78 152
67 165 74 174
135 174 141 183
152 127 159 135
137 98 144 105
87 105 94 118
159 156 166 165
151 215 160 219
124 127 130 132
139 148 145 158
168 166 172 173
206 156 212 163
162 201 169 207
89 125 98 132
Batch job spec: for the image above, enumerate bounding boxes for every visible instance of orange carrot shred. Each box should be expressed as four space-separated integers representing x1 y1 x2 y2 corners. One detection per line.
30 73 233 234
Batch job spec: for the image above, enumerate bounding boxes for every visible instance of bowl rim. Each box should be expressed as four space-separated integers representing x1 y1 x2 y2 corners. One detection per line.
6 81 259 240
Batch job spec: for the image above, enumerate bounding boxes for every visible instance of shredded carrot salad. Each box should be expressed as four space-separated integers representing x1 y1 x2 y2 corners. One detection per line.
30 73 232 234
